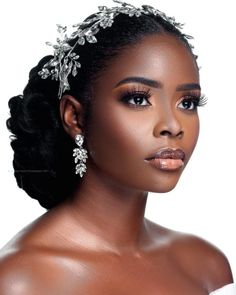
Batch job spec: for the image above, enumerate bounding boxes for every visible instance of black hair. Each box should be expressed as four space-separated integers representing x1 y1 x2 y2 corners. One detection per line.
6 11 197 210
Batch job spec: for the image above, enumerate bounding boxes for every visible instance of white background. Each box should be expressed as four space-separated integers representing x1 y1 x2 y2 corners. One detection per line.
1 0 235 280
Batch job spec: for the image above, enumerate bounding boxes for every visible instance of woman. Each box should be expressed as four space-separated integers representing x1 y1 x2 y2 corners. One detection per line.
0 1 235 294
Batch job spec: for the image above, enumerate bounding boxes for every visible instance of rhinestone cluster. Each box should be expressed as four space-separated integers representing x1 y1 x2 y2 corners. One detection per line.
38 0 192 99
73 134 88 177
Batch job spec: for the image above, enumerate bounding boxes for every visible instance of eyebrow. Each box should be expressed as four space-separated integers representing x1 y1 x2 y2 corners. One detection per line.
114 76 201 91
115 76 162 88
176 83 201 91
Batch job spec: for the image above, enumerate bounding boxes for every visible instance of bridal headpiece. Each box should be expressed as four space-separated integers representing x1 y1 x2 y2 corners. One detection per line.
38 0 193 99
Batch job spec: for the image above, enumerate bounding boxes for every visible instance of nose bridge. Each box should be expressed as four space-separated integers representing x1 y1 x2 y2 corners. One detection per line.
153 99 182 137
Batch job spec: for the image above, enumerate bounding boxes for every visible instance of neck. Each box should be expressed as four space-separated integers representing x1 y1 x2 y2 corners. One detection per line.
60 163 150 255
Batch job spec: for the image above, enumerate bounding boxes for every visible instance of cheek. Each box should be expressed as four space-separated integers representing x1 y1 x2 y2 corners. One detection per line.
184 115 200 159
85 104 149 179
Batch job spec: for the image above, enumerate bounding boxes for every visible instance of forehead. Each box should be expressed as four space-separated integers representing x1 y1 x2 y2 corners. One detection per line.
94 34 199 90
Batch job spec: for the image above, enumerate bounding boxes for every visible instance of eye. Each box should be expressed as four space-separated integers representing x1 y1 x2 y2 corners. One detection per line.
178 98 196 110
127 95 150 106
178 94 207 111
120 89 152 108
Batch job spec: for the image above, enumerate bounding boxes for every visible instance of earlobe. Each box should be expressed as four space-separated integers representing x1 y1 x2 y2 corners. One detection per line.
59 94 84 138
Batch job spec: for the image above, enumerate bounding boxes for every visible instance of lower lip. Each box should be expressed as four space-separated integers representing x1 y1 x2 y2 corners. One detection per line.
147 158 184 171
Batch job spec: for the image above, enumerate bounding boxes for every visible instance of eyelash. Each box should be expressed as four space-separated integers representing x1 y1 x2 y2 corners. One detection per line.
179 92 208 110
120 88 208 110
120 87 152 108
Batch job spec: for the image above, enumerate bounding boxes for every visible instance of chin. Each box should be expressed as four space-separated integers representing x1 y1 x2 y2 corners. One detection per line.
146 175 181 193
150 184 178 193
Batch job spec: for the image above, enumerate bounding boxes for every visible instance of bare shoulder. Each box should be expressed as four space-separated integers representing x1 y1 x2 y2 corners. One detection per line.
0 208 85 294
176 233 232 271
160 225 233 291
0 247 67 295
146 219 233 292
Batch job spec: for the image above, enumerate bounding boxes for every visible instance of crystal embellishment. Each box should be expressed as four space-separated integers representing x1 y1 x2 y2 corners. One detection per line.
38 0 193 99
73 134 88 177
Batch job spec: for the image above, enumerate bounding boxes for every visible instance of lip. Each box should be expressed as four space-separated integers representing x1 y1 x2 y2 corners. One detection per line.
145 147 185 171
146 147 185 161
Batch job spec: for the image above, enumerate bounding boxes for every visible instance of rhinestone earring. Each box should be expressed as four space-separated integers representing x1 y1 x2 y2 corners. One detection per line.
73 134 88 177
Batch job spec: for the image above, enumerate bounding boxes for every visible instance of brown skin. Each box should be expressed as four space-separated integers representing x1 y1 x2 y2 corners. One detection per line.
0 34 233 294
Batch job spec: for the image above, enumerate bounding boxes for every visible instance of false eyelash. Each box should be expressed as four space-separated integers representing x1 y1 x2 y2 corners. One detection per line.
183 93 208 107
198 94 208 106
120 87 152 106
121 87 152 99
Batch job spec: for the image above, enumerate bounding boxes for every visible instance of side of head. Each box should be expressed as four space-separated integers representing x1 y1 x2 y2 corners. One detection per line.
6 7 197 210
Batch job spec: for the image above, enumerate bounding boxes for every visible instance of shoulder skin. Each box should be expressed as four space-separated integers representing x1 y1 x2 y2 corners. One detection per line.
0 248 69 295
170 233 234 293
0 230 234 294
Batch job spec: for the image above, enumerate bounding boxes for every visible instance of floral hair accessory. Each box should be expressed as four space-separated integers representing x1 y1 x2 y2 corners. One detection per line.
38 0 193 99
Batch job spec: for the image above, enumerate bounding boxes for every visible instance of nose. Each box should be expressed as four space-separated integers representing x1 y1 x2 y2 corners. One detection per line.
153 109 183 139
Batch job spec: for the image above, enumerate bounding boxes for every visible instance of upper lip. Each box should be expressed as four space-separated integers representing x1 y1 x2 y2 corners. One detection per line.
146 147 185 161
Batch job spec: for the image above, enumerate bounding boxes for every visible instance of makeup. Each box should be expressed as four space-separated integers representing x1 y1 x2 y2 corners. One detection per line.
145 148 185 171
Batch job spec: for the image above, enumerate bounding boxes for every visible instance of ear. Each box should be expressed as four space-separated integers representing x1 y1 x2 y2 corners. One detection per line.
59 94 85 139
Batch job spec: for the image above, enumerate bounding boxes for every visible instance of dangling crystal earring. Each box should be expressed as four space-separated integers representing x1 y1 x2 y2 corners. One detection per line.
73 134 88 177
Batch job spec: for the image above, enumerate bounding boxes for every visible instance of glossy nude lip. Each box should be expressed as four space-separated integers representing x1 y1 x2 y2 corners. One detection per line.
145 148 185 171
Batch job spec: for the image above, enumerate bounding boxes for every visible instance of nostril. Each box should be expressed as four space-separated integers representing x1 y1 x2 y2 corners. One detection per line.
160 130 184 138
160 130 172 136
177 130 184 137
176 130 184 138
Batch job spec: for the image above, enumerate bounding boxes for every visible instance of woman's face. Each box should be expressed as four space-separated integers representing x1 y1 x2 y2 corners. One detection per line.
85 34 200 193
